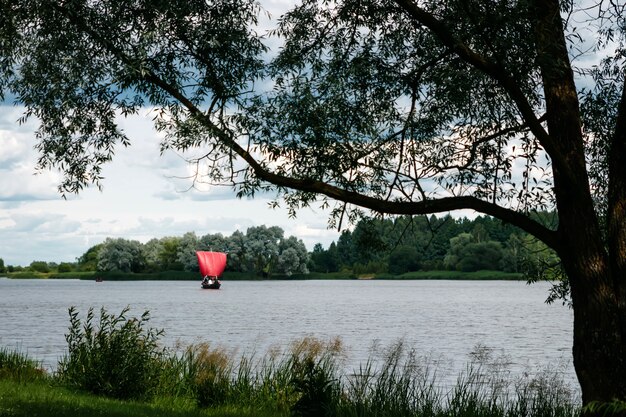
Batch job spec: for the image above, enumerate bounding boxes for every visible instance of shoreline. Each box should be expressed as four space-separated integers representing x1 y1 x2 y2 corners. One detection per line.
2 270 525 281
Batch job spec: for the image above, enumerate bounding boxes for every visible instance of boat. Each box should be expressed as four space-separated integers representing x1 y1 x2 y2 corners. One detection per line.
196 251 227 289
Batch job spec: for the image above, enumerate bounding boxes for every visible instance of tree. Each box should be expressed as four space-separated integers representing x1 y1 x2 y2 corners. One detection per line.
97 238 145 273
0 258 5 273
142 238 163 272
225 230 248 273
176 232 200 272
3 0 626 405
388 245 420 274
57 262 73 273
311 242 339 273
243 226 283 276
277 236 309 275
276 248 300 276
29 261 50 273
76 244 103 272
199 233 228 253
351 219 389 265
336 230 356 270
444 232 505 272
159 237 183 271
443 233 473 271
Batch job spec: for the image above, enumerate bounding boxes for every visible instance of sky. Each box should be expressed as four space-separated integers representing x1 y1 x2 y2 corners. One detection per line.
0 105 345 267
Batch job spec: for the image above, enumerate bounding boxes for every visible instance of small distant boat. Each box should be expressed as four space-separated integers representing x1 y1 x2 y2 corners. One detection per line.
196 251 226 290
95 277 103 283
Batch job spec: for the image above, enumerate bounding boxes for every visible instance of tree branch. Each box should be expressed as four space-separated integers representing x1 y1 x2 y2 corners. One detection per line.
608 79 626 293
391 0 573 182
252 168 559 250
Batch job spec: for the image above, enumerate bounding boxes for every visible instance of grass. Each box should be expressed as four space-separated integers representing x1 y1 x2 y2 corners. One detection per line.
0 379 278 417
0 340 581 417
5 269 524 281
384 270 524 280
0 347 46 382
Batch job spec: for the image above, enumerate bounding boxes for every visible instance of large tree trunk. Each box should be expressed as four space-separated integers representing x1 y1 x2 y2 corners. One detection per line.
533 0 626 409
561 250 626 406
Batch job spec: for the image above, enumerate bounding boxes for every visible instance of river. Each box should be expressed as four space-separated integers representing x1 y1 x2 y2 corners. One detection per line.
0 278 576 391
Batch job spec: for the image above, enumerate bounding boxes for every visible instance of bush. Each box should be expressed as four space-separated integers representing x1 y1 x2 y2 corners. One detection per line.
46 308 579 416
57 306 165 400
57 262 73 273
29 261 50 273
288 338 342 417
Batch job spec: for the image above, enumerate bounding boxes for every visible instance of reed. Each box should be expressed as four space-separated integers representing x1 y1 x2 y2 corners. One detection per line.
157 337 345 414
57 306 166 400
0 336 582 417
0 346 46 382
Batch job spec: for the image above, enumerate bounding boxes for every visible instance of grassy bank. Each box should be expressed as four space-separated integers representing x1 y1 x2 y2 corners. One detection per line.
0 345 582 417
386 270 524 280
0 346 581 417
2 271 97 280
3 270 522 281
0 305 582 417
0 379 277 417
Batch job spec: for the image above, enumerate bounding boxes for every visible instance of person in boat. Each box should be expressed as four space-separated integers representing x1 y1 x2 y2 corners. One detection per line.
202 276 209 286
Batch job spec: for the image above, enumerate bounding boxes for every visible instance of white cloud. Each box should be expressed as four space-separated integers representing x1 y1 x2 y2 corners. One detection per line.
0 110 61 204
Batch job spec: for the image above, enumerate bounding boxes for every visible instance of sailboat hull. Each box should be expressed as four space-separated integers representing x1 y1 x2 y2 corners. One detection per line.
201 281 221 289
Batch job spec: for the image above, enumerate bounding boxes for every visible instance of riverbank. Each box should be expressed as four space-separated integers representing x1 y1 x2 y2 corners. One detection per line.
0 379 276 417
1 269 523 281
0 336 580 417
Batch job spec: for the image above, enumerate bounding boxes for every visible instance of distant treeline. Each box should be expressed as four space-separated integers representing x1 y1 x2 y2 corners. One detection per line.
310 213 559 276
1 213 560 279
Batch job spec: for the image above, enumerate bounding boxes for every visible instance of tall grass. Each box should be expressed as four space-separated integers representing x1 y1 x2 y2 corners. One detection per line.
29 306 581 416
57 306 166 400
155 338 578 417
0 346 45 382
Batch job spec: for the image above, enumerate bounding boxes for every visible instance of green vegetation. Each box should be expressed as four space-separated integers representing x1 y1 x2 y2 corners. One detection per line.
380 270 523 280
2 214 558 283
310 215 558 277
0 379 272 417
0 347 45 382
58 306 166 400
0 306 582 417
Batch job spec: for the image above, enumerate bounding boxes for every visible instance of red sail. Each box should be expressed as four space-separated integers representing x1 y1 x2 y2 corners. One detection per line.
196 251 227 277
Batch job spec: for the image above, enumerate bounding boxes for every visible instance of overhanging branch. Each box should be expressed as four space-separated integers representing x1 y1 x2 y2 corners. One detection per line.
251 168 560 250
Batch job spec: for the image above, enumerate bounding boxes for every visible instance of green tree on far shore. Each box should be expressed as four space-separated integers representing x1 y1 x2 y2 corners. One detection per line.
76 244 103 272
29 261 50 273
97 238 145 273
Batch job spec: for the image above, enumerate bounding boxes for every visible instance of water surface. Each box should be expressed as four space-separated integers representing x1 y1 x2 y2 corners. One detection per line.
0 278 574 388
